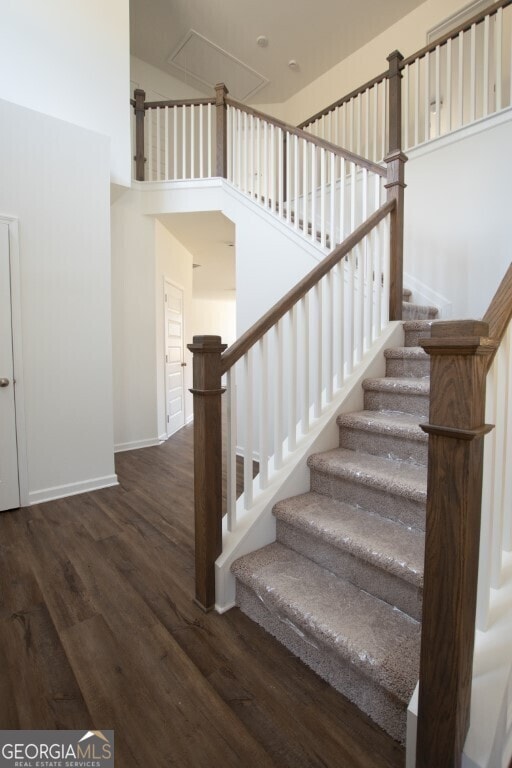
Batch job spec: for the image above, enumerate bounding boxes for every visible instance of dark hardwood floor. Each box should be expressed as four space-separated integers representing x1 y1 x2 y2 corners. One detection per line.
0 424 404 767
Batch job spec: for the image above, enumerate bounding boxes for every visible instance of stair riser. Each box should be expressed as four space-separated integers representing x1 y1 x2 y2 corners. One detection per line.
385 358 430 378
310 469 425 531
339 426 428 466
364 390 429 418
404 329 434 348
276 520 422 620
236 580 408 744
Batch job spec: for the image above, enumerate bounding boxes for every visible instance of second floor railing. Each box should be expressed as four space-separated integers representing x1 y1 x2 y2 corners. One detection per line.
300 0 512 159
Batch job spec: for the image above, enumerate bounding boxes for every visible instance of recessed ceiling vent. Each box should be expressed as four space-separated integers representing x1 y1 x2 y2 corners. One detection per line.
168 29 268 101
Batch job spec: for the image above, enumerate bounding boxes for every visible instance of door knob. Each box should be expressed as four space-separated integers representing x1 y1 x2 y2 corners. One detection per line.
181 362 187 367
0 378 10 387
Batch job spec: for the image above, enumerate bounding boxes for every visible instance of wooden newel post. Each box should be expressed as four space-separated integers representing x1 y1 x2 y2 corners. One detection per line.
134 88 146 181
385 49 406 322
384 150 407 321
215 83 229 178
187 335 227 612
416 321 497 768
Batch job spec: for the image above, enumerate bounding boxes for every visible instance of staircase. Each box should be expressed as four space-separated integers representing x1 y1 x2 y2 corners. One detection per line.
231 297 438 744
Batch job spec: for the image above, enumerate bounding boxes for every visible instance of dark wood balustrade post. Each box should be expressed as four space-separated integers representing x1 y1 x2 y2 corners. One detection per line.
215 83 229 178
416 320 497 768
384 150 406 321
134 88 146 181
187 335 227 612
385 50 406 321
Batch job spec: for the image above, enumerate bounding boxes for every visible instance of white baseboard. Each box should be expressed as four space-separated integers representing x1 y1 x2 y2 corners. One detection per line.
28 474 119 505
114 437 164 453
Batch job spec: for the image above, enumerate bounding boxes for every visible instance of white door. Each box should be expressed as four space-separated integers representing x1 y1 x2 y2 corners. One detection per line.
0 222 20 510
165 281 186 437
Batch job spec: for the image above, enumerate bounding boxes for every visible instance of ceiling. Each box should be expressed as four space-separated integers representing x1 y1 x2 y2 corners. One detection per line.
130 0 427 104
157 211 236 299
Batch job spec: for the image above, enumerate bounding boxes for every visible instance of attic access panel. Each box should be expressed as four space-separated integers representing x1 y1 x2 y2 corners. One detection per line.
168 29 269 101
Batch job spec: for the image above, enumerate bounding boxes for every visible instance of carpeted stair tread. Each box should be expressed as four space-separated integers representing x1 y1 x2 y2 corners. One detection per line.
337 410 427 443
231 542 420 704
362 376 430 396
402 301 439 320
273 491 424 588
384 346 429 361
307 447 427 503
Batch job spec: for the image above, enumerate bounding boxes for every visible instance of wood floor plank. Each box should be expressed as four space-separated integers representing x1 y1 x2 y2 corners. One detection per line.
0 423 404 767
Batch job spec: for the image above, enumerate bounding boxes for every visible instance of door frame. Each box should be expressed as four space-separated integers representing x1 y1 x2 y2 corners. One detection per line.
1 215 29 507
163 277 187 437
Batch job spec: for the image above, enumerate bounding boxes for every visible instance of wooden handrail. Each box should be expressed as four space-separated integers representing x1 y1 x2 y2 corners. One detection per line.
225 96 387 177
483 262 512 367
297 70 388 129
401 0 512 68
144 97 216 109
221 199 395 374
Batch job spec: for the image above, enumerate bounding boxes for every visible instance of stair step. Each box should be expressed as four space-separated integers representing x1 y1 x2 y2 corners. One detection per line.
403 319 436 348
402 301 439 321
363 376 430 418
274 491 424 619
308 447 427 529
232 542 420 743
337 409 428 465
385 346 430 378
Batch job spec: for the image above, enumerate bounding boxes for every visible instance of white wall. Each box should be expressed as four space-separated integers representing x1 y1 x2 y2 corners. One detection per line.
155 221 194 437
191 296 237 347
0 99 116 503
111 189 159 450
404 116 512 319
0 0 131 186
255 0 466 125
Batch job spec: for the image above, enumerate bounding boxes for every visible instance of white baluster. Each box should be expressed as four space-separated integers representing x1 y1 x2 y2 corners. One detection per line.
314 281 322 417
446 38 452 134
237 109 242 189
329 153 336 247
207 102 212 177
339 157 346 242
250 115 255 200
199 104 204 178
483 14 490 118
326 270 333 403
259 335 269 490
173 106 178 180
147 108 153 182
263 119 268 205
382 216 390 327
182 106 187 179
243 350 254 510
320 148 326 248
435 46 441 138
336 259 345 388
301 294 310 434
190 105 195 178
424 51 430 142
288 306 297 451
458 31 464 128
274 320 283 470
403 65 410 151
294 135 299 230
286 132 291 224
156 107 161 181
470 23 477 123
373 83 379 161
256 118 261 204
346 247 354 374
375 219 383 334
355 241 364 363
278 127 284 218
243 110 249 194
349 98 354 154
495 8 503 112
310 145 316 242
302 139 308 236
226 366 237 532
270 123 275 211
164 107 169 180
350 162 356 231
414 61 420 146
364 88 370 160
